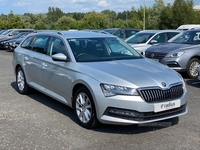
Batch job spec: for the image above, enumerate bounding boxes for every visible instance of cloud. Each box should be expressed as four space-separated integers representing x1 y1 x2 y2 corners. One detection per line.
98 0 109 7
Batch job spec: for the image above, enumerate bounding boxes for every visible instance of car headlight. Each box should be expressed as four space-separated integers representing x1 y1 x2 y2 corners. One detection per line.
100 83 139 97
165 51 184 58
9 42 15 45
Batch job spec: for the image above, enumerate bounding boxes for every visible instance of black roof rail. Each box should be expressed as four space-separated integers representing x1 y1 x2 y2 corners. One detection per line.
57 31 64 35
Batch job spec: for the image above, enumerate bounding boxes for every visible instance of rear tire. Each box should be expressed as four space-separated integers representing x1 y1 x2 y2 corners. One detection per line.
73 87 100 129
16 67 32 94
187 58 200 78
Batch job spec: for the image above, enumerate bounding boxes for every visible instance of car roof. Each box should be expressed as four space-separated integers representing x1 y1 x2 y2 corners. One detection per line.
138 30 180 34
30 31 116 38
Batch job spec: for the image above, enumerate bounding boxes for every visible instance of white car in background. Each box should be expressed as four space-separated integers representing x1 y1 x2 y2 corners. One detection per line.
125 30 181 55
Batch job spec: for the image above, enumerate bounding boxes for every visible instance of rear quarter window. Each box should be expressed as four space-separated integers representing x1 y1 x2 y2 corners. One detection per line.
21 36 35 50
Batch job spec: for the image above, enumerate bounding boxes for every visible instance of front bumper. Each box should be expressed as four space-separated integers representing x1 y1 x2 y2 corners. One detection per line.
94 90 187 125
160 58 187 72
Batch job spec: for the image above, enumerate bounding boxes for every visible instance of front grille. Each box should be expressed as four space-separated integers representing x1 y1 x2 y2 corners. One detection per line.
104 104 186 121
138 84 184 103
145 52 167 60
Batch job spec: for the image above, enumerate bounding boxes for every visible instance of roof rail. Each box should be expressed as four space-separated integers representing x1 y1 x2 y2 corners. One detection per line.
57 31 64 35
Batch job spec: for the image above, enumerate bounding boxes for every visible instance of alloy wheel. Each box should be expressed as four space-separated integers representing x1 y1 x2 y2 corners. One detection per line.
17 70 25 91
75 92 92 123
189 61 199 77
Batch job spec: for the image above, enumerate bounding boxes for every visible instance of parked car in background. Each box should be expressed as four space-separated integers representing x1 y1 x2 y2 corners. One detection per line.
0 29 34 39
5 32 32 51
177 24 200 30
125 30 181 55
0 30 6 35
13 31 187 129
103 28 141 39
145 29 200 78
0 32 32 50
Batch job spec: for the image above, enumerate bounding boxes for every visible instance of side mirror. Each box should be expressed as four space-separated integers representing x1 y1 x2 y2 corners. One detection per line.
8 33 13 36
150 40 158 44
52 53 69 61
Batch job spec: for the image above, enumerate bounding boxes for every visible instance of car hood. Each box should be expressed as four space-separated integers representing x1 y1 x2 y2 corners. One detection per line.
146 43 199 53
74 58 182 88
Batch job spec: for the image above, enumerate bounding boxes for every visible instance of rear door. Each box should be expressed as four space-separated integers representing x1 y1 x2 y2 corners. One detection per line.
21 35 50 90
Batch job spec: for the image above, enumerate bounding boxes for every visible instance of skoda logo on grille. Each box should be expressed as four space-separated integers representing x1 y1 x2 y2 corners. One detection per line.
151 54 154 58
161 82 167 87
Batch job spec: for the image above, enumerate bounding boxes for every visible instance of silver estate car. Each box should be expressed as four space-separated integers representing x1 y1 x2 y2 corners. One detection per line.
12 31 187 128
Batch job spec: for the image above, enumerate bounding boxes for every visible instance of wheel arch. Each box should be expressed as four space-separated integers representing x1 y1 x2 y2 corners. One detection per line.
71 83 99 117
15 64 22 75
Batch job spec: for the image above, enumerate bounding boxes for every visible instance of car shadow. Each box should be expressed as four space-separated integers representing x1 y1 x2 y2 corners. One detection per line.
11 82 179 134
185 79 200 88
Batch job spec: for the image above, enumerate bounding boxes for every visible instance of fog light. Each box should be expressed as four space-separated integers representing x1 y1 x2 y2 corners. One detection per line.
108 108 139 117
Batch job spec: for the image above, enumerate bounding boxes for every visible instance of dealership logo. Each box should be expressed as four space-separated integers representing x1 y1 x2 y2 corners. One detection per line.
161 102 175 109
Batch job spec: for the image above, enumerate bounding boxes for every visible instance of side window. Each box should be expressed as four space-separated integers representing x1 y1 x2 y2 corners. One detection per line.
113 30 126 39
48 37 67 56
21 36 35 50
30 35 49 54
152 33 167 43
192 32 200 43
11 31 20 36
168 32 180 39
126 30 137 38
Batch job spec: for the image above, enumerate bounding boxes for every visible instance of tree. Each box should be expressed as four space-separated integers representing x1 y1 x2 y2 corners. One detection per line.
171 0 195 28
101 9 117 26
56 16 77 30
35 20 47 30
81 11 109 29
148 0 165 29
47 7 64 23
159 4 173 29
5 11 26 28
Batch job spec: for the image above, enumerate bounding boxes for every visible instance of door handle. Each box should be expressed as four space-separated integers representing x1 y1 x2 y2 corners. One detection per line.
42 63 47 68
24 57 29 61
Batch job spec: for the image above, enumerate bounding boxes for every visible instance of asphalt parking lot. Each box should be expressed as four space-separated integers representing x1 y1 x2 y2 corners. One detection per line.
0 50 200 150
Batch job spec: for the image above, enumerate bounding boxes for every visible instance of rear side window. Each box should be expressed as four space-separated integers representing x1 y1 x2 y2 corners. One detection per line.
30 36 50 54
21 36 35 50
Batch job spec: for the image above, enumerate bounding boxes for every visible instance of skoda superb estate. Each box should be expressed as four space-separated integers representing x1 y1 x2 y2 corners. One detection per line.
12 31 187 128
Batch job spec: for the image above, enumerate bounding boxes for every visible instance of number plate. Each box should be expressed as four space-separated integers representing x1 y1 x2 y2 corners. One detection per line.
154 100 181 112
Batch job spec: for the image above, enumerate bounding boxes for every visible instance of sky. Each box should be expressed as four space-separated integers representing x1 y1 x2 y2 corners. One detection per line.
0 0 199 15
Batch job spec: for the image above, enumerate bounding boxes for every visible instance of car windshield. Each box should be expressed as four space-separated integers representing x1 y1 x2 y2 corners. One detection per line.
125 32 155 44
68 37 142 62
1 30 11 35
168 30 200 44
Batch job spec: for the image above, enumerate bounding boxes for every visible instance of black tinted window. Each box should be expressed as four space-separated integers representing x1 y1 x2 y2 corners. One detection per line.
168 32 180 39
30 35 49 53
21 36 34 50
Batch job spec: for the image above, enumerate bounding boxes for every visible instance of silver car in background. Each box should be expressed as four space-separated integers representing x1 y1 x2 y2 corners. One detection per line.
12 31 187 128
125 30 181 55
145 29 200 78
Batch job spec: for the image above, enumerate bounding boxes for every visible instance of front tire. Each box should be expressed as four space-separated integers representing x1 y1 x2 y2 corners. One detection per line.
73 87 99 129
187 58 200 78
16 67 31 94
